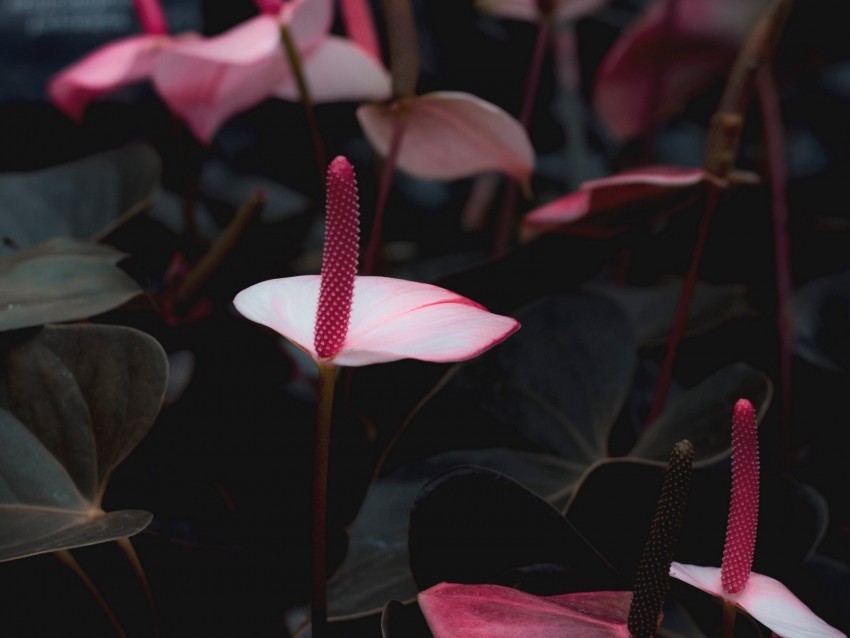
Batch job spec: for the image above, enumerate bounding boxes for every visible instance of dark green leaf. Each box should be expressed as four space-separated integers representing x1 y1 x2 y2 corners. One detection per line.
0 324 167 561
0 144 160 249
0 237 142 332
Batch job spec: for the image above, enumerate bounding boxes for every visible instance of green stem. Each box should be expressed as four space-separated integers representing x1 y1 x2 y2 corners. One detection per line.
363 113 408 275
280 25 327 191
311 363 338 637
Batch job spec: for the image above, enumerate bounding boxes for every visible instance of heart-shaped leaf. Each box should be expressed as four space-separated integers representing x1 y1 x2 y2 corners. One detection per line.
0 323 167 561
0 144 160 250
328 448 575 620
586 278 754 347
0 237 143 332
381 293 637 475
409 467 622 594
631 363 772 465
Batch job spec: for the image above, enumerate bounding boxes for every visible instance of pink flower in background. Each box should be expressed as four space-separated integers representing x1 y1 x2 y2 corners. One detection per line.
152 0 391 143
47 0 194 122
233 156 519 367
357 92 536 187
522 165 718 239
594 0 767 141
476 0 610 24
670 400 845 638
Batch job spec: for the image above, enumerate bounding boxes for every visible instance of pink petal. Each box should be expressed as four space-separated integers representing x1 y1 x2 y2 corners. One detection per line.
338 277 519 366
233 275 321 361
281 0 334 51
476 0 610 24
522 165 712 238
152 16 286 143
274 37 391 103
48 35 169 122
339 0 382 61
593 0 764 140
357 92 535 186
670 563 846 638
232 276 519 367
418 583 633 638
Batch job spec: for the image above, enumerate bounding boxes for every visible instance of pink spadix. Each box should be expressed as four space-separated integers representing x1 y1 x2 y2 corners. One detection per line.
314 157 359 359
670 399 845 638
233 157 519 367
721 398 759 594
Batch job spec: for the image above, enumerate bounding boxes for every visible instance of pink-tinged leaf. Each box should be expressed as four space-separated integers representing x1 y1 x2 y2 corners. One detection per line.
522 166 714 238
132 0 169 35
418 583 633 638
48 35 169 122
593 0 767 140
358 92 535 185
152 15 286 143
476 0 610 24
233 276 519 367
670 563 846 638
339 0 382 61
282 0 334 51
274 37 391 103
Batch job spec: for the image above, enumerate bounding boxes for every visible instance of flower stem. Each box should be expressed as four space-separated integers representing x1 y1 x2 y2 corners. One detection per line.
363 113 407 275
647 0 794 425
718 600 738 638
647 183 721 424
311 363 338 637
492 22 549 257
55 550 129 638
755 66 794 471
280 24 327 191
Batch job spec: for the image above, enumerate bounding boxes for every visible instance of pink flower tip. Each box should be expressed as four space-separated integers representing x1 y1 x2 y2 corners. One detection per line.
721 398 759 595
132 0 169 35
252 0 283 14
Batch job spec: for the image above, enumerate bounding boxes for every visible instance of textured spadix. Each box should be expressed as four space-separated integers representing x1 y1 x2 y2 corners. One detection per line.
670 399 846 638
233 156 519 367
315 157 359 359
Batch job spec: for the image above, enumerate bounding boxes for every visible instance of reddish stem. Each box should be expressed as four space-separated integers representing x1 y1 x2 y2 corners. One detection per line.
756 66 794 471
310 363 337 637
363 114 407 275
492 22 549 257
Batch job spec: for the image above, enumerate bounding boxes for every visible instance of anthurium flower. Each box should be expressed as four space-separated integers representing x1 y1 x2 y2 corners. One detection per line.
152 0 391 143
233 156 519 367
593 0 766 141
357 92 535 187
47 0 193 122
522 165 719 239
476 0 610 25
670 400 845 638
418 583 633 638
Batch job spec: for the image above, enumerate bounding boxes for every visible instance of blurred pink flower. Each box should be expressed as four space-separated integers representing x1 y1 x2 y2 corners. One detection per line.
522 165 718 239
47 0 193 122
152 0 391 143
357 92 536 188
594 0 767 141
418 582 632 638
233 156 519 367
476 0 610 24
670 400 845 638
